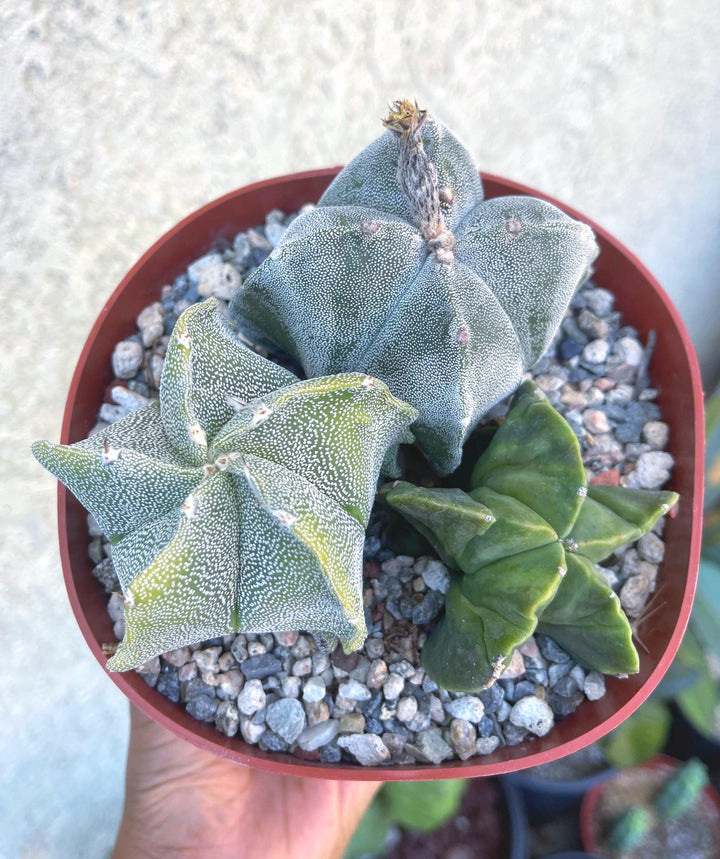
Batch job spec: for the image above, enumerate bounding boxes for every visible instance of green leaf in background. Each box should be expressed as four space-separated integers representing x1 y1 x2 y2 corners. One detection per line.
675 627 720 739
703 386 720 512
381 779 468 833
603 698 672 768
342 798 390 859
693 559 720 661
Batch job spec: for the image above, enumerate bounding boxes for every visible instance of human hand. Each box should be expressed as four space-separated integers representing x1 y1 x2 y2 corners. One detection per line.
113 705 381 859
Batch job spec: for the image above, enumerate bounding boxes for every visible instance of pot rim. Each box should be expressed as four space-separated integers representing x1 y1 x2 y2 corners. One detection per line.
57 168 704 780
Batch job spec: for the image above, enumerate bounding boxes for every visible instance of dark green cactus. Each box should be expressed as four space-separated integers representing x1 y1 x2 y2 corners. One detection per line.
32 299 417 670
230 99 599 475
385 381 678 691
654 758 708 820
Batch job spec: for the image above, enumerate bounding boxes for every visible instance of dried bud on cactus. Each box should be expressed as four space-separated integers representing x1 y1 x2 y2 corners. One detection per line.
231 101 599 474
385 382 678 691
32 300 417 670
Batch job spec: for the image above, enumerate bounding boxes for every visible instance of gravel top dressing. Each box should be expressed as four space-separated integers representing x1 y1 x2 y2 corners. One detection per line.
89 205 675 767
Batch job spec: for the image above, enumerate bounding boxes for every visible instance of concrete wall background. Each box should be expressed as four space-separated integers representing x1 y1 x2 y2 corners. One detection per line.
1 1 719 855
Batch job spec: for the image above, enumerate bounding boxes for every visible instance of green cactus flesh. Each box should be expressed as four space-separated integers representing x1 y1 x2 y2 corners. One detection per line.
654 758 708 820
230 101 599 475
606 805 653 854
385 381 678 690
32 299 417 670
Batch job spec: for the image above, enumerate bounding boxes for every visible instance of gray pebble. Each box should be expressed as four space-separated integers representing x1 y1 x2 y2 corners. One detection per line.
476 736 501 755
383 673 405 701
259 732 288 753
642 421 670 450
187 251 224 285
266 698 306 744
110 385 150 414
613 336 644 367
215 670 243 700
629 451 674 489
366 659 389 689
396 696 418 723
584 288 614 316
638 532 665 563
537 634 572 664
407 729 454 764
338 679 372 701
548 661 572 686
479 684 505 715
240 716 265 744
504 723 529 745
449 719 477 761
215 701 240 737
265 221 287 247
230 637 248 663
156 666 180 702
412 590 442 624
240 653 282 679
237 678 266 715
365 637 385 659
406 711 432 732
163 646 191 667
186 695 217 723
509 696 555 737
583 671 606 701
302 675 326 703
94 558 119 593
112 340 144 379
445 696 485 724
320 742 342 763
281 675 301 698
416 558 451 593
292 656 313 677
337 733 390 766
582 339 610 365
620 574 654 616
297 719 339 751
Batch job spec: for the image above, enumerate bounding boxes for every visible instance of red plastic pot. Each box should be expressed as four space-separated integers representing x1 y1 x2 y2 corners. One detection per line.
58 168 704 780
580 754 720 853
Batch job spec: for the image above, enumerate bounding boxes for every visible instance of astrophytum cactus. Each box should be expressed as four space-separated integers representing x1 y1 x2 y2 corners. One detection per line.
32 299 417 670
230 99 599 475
385 382 678 692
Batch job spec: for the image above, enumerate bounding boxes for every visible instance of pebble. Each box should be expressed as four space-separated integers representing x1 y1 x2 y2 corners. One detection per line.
237 678 266 715
408 730 454 764
416 558 451 593
449 719 477 761
583 671 606 701
112 340 144 379
305 701 330 725
187 252 224 285
642 421 670 449
638 532 665 563
338 679 372 701
537 634 572 664
216 670 243 700
383 673 405 701
479 684 505 714
259 732 288 753
396 696 418 723
583 409 611 434
198 262 241 301
215 701 240 737
337 734 390 766
266 698 306 744
581 339 610 364
297 720 339 751
629 451 674 489
475 736 501 755
302 675 326 703
292 657 313 677
365 637 385 659
578 310 610 340
339 713 366 733
620 574 654 616
186 695 217 723
366 659 389 689
499 649 525 680
584 287 614 316
156 665 180 701
275 630 299 647
281 676 301 698
240 717 266 745
614 336 644 366
509 696 555 737
230 637 248 663
445 696 485 724
240 654 282 679
110 385 149 414
93 557 118 593
412 591 442 624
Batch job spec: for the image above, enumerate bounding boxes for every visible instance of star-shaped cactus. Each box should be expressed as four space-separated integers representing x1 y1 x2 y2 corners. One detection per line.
385 382 678 691
231 100 599 475
33 299 417 670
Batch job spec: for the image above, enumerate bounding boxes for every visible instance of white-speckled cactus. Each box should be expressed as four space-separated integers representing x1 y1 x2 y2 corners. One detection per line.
231 99 600 474
32 299 417 670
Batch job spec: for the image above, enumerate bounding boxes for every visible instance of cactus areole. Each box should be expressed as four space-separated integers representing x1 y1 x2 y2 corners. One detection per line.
47 151 702 780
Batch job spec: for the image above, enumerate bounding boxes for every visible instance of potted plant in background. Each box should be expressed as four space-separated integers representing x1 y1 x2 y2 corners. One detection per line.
32 99 703 779
580 756 720 857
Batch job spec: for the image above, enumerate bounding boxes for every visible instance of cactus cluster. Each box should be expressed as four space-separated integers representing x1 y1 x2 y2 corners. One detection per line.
33 99 678 733
607 759 709 854
33 300 416 670
231 99 599 475
385 382 678 691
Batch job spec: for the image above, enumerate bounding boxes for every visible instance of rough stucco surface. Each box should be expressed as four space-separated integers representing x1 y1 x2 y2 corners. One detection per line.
1 1 719 855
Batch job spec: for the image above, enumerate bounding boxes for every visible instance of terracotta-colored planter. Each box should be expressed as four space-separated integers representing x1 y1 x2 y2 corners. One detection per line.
580 754 720 854
58 169 704 780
